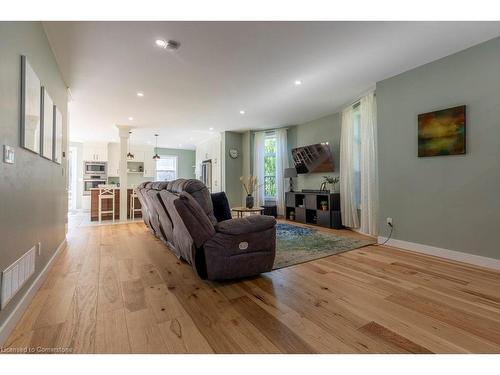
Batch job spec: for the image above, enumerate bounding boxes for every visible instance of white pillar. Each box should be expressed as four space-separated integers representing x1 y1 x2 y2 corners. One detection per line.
116 125 133 221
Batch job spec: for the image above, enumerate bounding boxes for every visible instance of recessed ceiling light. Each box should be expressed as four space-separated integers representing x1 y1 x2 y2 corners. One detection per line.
155 39 167 48
209 127 214 131
137 92 144 97
128 117 134 121
155 39 180 50
239 110 245 115
294 79 302 86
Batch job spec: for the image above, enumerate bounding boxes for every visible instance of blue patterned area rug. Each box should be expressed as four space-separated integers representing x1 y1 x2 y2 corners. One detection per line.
273 223 375 269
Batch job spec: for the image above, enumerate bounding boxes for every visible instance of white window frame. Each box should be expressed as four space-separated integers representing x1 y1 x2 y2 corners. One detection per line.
155 155 178 181
264 134 277 200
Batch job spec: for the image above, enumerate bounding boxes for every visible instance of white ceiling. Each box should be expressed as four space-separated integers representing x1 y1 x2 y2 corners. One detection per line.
44 21 500 149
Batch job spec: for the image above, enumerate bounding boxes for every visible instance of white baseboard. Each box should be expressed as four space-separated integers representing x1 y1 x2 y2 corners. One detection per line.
0 238 67 346
377 236 500 271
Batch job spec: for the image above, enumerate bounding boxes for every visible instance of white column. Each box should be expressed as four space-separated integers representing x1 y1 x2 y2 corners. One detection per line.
116 125 133 221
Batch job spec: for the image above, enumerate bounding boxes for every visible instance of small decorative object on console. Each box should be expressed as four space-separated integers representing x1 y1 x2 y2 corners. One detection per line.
320 200 328 211
240 175 259 209
320 176 339 192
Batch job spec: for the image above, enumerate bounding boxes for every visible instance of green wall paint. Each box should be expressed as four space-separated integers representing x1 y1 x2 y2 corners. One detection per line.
288 112 341 191
377 36 500 260
223 131 243 207
237 113 341 201
156 147 196 179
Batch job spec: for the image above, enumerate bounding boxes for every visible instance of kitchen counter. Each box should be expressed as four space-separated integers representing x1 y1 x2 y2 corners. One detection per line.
90 188 142 221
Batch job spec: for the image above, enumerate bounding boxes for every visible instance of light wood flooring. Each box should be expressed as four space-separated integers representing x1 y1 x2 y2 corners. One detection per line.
4 221 500 353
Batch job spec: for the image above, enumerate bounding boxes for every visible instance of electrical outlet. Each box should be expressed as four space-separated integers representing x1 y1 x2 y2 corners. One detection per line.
38 242 42 256
386 217 393 226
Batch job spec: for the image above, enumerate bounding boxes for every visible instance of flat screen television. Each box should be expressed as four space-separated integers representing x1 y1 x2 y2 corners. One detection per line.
291 142 334 174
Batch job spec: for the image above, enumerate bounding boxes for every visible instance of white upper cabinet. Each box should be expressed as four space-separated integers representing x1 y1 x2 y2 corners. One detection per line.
142 145 156 178
107 142 120 177
83 142 108 161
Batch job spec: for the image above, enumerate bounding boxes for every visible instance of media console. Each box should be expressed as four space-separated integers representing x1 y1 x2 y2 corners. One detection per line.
285 191 342 229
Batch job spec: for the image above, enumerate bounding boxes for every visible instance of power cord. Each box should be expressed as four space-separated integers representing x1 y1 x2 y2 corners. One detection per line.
376 222 393 246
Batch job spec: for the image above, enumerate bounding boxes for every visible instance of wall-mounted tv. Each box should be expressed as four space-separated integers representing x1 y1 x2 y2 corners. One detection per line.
291 142 334 174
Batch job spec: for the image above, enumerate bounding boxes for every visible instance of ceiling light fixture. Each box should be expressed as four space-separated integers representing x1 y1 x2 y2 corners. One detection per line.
128 117 134 121
178 143 183 147
294 79 302 86
137 92 144 97
155 39 167 48
209 127 214 131
155 39 181 50
152 134 160 160
239 110 245 115
127 131 135 160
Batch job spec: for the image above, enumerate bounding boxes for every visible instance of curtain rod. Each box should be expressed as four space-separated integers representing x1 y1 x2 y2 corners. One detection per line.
256 127 289 134
346 89 376 109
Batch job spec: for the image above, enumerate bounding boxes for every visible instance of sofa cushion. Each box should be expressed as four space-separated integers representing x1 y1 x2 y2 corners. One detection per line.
211 192 232 222
174 191 216 248
215 215 276 235
181 180 218 225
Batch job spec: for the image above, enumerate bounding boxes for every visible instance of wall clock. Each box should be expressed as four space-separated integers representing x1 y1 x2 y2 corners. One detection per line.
229 148 239 159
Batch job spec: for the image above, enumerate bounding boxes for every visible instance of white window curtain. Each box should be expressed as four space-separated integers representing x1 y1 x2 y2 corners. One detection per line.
275 128 289 216
253 131 266 207
359 92 378 236
340 106 360 228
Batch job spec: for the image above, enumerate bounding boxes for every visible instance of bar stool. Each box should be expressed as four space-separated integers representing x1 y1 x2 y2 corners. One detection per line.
129 186 141 220
98 185 115 222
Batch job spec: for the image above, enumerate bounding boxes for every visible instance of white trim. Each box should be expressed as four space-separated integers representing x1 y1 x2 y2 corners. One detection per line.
0 238 67 346
377 236 500 271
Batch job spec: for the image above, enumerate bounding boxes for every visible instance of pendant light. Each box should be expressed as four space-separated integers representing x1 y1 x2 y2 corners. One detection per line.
127 131 135 159
152 134 160 160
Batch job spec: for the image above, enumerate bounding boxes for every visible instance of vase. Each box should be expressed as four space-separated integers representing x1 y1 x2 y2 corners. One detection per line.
245 195 254 209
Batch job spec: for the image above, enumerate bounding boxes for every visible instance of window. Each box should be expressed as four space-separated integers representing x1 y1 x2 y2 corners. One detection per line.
156 155 178 181
264 135 277 199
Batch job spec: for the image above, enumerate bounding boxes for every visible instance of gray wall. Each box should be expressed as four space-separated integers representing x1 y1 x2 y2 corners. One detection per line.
156 147 196 179
377 36 500 259
223 131 243 207
288 112 341 191
0 22 68 328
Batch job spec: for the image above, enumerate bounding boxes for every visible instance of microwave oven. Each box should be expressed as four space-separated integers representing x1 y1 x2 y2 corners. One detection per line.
84 161 107 175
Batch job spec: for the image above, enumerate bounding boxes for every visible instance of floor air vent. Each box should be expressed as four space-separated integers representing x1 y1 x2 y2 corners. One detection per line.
1 246 36 309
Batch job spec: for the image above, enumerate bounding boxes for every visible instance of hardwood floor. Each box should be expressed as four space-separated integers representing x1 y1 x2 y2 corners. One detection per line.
4 221 500 353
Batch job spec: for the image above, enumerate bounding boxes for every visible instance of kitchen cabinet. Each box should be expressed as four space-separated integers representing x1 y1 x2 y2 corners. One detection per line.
142 146 156 178
104 142 156 178
107 142 120 177
83 142 108 161
90 188 142 221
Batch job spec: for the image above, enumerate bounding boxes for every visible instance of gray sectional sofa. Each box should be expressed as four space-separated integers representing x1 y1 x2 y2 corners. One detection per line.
135 179 276 280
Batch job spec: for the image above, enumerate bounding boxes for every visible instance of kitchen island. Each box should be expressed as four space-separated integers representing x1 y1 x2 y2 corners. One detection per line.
90 187 142 221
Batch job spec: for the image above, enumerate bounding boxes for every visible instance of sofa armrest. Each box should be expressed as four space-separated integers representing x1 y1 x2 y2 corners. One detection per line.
215 215 276 235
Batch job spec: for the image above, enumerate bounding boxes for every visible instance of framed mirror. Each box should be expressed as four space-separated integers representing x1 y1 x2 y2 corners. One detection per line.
41 87 54 160
20 55 42 154
54 107 63 164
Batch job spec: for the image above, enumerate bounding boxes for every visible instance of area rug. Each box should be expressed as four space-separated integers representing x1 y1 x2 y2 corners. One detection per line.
273 223 375 269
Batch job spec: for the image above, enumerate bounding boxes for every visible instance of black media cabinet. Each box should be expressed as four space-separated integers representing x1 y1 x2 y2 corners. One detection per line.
285 191 342 229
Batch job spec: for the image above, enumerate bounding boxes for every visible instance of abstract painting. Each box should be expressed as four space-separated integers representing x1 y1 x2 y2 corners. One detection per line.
418 105 466 157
